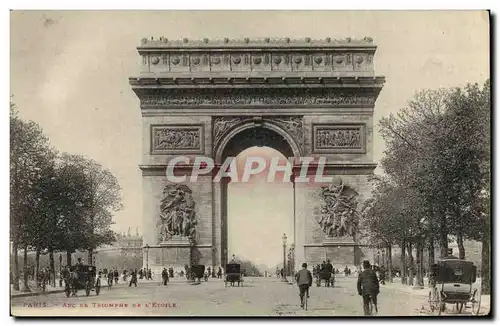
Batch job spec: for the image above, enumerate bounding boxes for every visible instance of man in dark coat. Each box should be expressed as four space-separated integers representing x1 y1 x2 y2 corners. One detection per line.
162 268 169 286
107 270 113 287
129 269 138 287
113 269 119 284
357 260 380 316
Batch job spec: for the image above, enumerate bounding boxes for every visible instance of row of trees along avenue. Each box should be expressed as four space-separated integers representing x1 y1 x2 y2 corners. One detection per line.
360 80 490 294
10 102 123 291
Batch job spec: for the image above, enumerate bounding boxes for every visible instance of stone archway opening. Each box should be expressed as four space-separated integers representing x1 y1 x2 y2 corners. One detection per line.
218 125 298 270
226 146 294 274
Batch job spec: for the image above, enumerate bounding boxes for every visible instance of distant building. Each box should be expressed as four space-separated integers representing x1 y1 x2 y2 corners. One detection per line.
99 227 143 253
115 228 143 250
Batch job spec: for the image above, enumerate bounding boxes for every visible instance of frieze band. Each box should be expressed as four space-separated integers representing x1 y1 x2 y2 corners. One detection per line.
139 89 377 108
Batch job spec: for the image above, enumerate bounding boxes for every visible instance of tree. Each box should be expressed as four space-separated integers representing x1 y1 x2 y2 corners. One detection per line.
437 82 490 258
58 154 122 264
372 81 490 294
379 89 453 261
10 102 55 291
359 176 400 283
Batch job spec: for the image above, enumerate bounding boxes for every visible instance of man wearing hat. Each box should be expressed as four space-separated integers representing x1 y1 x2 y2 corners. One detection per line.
357 260 380 315
295 263 313 308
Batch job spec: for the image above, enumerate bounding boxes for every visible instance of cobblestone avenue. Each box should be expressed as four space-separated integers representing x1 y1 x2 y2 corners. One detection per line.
11 276 444 317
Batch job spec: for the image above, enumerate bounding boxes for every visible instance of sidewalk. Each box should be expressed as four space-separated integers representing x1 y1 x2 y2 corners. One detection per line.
11 281 65 298
383 278 429 297
11 276 219 298
383 278 491 315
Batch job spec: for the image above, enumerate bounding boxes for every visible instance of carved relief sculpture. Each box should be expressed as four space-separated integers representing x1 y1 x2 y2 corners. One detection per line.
318 180 359 238
212 116 304 154
212 117 245 147
151 126 202 153
316 128 361 149
312 124 366 153
269 116 304 152
158 184 197 243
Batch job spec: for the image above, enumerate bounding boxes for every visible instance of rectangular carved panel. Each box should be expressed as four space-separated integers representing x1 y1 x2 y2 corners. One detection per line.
151 125 204 154
312 124 366 153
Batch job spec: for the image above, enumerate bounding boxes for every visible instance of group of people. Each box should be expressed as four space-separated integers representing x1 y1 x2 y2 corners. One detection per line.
295 260 382 315
95 267 153 288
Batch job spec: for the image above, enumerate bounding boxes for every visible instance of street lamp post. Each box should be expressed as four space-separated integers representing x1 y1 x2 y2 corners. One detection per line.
145 244 150 272
282 233 287 282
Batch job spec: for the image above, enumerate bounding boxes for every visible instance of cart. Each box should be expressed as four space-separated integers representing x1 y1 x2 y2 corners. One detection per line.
64 264 101 298
313 266 335 287
428 257 481 315
190 264 206 282
224 263 244 287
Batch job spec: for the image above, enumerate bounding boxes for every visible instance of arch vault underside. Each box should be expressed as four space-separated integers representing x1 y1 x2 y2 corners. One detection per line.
130 37 385 272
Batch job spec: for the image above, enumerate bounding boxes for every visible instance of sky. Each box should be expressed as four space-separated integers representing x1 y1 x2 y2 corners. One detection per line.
10 11 489 267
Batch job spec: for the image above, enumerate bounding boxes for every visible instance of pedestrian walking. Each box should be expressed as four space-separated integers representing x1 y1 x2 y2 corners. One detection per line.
114 269 119 284
162 268 169 286
129 269 138 287
357 260 380 316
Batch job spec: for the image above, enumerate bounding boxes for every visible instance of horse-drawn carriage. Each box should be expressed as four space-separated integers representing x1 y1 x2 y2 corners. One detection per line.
190 264 206 282
64 264 101 297
428 257 481 315
314 265 335 287
225 263 244 287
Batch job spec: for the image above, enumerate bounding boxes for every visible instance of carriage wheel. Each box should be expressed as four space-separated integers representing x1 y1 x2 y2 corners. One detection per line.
85 282 91 297
95 280 101 296
472 286 482 315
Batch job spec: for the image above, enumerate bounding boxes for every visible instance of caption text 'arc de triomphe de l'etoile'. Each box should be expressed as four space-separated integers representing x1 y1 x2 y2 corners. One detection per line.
129 36 385 273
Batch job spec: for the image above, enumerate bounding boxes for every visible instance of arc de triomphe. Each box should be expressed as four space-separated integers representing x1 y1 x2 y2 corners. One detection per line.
129 37 385 273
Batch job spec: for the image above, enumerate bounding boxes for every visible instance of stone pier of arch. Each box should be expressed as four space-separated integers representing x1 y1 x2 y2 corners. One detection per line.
129 37 385 274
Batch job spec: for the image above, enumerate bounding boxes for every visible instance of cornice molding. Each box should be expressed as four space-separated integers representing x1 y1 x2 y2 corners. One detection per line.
139 162 377 176
138 37 376 50
140 107 375 116
129 76 385 88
